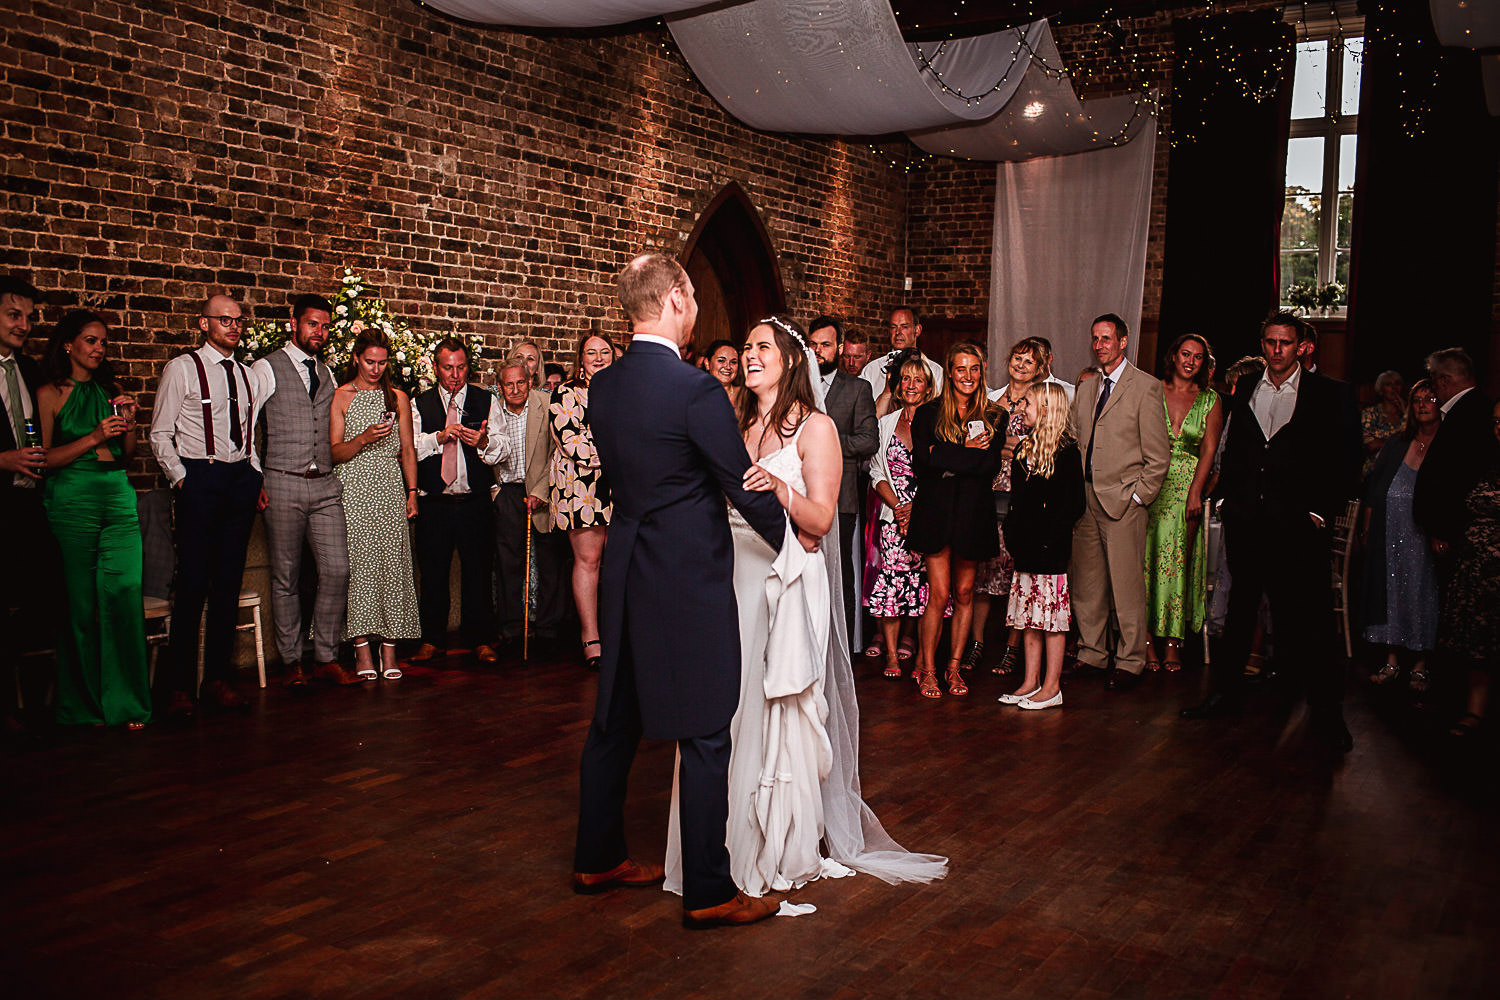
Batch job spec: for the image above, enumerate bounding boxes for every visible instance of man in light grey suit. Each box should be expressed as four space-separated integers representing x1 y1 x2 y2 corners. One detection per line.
250 294 357 688
808 316 879 640
1069 313 1171 690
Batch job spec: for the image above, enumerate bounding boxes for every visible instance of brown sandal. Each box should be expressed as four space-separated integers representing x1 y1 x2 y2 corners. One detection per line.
883 651 903 679
918 667 942 699
946 659 968 697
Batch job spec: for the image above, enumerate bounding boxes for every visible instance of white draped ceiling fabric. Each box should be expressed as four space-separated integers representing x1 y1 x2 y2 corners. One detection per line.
1428 0 1500 116
909 22 1152 160
987 110 1157 384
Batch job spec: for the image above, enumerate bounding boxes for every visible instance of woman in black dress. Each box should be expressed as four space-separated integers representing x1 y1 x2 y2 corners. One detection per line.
907 341 1005 699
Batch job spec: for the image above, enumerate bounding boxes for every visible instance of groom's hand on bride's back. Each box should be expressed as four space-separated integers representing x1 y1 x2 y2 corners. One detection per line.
796 527 820 553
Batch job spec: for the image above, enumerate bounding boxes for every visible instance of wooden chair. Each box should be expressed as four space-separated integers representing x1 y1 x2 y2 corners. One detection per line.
1330 499 1360 659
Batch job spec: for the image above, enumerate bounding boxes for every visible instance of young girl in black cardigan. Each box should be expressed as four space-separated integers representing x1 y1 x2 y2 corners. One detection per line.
1000 382 1085 709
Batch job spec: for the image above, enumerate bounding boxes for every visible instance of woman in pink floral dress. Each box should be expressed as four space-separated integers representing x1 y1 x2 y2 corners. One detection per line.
547 333 616 670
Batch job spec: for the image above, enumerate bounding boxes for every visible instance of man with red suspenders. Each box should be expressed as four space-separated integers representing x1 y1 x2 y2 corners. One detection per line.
149 293 263 718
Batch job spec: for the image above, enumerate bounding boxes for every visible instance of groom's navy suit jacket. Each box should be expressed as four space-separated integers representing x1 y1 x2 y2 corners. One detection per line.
589 339 786 741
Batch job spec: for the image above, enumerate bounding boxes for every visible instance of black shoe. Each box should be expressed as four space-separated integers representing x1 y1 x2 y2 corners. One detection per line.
1311 708 1354 753
1070 662 1109 680
1180 693 1241 720
960 639 983 671
1106 668 1141 692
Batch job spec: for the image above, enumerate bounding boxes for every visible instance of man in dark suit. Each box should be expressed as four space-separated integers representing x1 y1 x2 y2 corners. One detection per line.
1182 313 1356 752
573 252 787 930
1413 347 1497 558
807 316 878 641
0 275 58 739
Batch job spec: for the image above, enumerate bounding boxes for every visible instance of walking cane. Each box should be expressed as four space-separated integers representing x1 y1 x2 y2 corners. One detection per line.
522 504 531 662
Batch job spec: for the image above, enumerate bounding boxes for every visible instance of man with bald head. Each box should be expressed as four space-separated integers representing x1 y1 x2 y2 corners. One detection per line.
149 292 263 718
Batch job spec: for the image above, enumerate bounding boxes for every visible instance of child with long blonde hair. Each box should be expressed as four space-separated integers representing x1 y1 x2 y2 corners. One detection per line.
1000 382 1085 709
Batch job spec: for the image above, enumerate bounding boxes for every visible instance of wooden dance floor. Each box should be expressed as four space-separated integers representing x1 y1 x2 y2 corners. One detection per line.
5 652 1498 999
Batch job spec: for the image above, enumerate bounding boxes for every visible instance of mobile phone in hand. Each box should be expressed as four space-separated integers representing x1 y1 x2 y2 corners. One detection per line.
967 420 984 439
381 411 397 426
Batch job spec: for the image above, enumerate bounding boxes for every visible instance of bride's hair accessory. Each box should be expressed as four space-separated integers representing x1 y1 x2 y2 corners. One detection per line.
758 315 809 354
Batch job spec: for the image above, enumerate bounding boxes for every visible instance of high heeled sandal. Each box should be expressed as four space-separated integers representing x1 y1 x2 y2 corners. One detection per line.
993 642 1020 675
946 658 969 697
352 640 377 681
960 639 983 671
863 638 886 658
582 638 601 672
1409 667 1430 693
380 641 403 680
897 637 917 661
917 667 942 699
1163 639 1183 673
1370 663 1401 685
883 652 903 679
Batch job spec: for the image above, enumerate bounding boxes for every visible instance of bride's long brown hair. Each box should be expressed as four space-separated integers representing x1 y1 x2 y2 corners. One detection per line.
736 316 819 452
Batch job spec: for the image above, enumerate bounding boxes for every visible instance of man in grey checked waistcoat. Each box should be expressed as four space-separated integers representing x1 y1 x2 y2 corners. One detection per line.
250 294 358 688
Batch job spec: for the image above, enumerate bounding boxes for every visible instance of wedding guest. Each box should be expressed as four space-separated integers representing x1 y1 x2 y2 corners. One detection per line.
970 338 1047 675
1182 313 1356 752
330 330 420 681
840 329 871 378
149 293 262 717
1414 348 1496 559
860 307 944 412
510 338 544 388
866 355 944 679
37 311 150 729
548 334 617 670
1076 366 1099 389
495 358 563 645
410 337 506 665
1436 399 1500 740
1000 382 1085 710
991 336 1074 405
1069 313 1171 692
704 339 742 408
543 363 566 393
1361 380 1440 691
1144 334 1223 671
249 294 357 688
907 342 1005 699
808 315 878 641
0 275 58 740
1361 370 1406 478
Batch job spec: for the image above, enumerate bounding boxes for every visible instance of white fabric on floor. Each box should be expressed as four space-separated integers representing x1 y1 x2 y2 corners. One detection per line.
987 109 1156 383
909 22 1153 160
669 1 1045 134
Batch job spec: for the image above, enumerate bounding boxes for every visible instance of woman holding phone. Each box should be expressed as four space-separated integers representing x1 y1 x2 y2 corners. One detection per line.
332 330 420 681
906 341 1006 699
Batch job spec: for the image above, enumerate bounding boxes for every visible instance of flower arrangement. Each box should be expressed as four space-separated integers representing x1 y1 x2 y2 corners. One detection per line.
1286 280 1347 316
238 269 484 397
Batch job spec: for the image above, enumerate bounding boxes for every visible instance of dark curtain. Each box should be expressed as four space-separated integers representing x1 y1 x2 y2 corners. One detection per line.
1159 12 1294 371
1347 1 1499 385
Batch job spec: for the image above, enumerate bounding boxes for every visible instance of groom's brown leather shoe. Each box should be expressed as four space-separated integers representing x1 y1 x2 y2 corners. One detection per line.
571 859 666 895
682 891 778 930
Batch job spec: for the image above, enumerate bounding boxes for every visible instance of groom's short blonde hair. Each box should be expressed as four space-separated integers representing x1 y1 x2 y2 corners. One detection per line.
618 252 686 324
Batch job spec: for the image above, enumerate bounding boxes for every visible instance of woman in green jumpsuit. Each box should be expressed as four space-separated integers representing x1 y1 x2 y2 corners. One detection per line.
38 311 150 728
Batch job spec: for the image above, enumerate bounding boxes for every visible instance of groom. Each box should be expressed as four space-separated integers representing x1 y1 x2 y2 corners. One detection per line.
573 252 788 929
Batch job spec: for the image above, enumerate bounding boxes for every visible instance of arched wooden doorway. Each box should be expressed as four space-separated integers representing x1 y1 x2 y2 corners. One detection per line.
681 183 786 357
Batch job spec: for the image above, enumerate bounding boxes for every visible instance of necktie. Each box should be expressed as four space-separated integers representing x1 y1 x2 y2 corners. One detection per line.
304 359 320 400
221 359 243 450
1085 374 1113 479
2 357 23 445
440 392 460 486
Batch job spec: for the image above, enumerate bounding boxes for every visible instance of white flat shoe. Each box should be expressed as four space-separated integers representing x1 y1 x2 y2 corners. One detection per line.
1018 691 1062 710
999 687 1042 705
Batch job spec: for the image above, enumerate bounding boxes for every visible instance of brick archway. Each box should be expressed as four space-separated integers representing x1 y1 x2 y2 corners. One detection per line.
682 182 787 357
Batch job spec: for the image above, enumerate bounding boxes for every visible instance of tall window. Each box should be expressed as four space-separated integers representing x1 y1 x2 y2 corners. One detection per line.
1280 7 1363 308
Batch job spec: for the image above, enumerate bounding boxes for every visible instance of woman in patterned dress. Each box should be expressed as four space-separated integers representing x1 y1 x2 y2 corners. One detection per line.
547 333 616 670
1000 382 1085 709
1360 370 1406 480
866 355 948 681
1144 334 1223 671
330 330 420 681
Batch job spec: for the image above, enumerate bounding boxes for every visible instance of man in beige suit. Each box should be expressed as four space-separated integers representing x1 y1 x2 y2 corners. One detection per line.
1070 314 1171 690
493 358 562 647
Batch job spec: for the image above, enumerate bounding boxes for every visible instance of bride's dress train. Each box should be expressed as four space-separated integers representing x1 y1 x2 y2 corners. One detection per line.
665 427 947 897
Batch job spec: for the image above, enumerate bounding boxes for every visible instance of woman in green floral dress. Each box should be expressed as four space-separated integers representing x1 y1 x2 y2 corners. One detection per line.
1145 335 1223 671
331 331 420 681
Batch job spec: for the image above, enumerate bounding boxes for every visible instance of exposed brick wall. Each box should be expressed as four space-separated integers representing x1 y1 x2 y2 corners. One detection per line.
1 0 908 485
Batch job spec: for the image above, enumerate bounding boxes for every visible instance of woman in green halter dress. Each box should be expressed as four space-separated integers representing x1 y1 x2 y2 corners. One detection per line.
37 311 151 728
1144 335 1223 671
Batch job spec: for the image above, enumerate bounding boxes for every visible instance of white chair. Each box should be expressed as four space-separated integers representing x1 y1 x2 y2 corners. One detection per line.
197 589 266 690
1330 500 1360 659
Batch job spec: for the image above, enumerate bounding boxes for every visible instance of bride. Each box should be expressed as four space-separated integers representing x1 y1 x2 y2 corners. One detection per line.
665 316 948 898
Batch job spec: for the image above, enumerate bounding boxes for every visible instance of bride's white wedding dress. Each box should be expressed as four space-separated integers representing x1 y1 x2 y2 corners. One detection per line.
665 423 947 898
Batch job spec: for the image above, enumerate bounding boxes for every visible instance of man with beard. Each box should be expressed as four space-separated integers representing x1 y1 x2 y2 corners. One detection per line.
250 294 358 689
808 315 878 640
